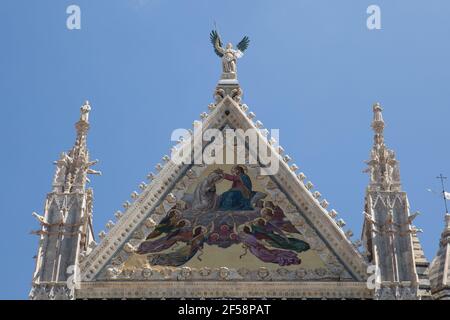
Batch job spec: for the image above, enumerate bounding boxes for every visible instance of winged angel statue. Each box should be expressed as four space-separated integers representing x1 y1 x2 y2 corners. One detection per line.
210 30 249 79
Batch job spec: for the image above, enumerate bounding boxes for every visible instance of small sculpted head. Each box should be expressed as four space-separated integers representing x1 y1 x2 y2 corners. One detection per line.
232 165 245 175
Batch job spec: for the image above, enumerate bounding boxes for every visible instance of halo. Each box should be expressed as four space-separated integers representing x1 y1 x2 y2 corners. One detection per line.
232 165 248 173
193 225 208 235
168 208 182 217
237 223 251 233
177 219 191 227
263 200 275 208
256 217 267 225
261 207 273 216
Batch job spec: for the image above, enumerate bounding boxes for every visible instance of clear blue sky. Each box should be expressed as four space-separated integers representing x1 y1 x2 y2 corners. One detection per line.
1 0 449 299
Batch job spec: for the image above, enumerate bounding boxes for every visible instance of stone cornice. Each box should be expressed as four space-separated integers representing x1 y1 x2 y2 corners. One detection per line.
76 281 373 299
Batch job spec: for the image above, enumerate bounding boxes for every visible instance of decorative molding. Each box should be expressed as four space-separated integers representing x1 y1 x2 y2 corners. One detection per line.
76 281 373 299
29 283 73 300
374 282 419 300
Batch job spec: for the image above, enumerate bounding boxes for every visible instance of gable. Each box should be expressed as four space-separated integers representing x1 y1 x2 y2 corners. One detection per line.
79 92 368 286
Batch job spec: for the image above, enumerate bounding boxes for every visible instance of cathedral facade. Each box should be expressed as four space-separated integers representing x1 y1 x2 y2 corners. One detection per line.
29 40 450 300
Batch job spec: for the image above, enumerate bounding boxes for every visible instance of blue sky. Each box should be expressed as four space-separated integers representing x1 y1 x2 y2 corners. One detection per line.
1 0 449 299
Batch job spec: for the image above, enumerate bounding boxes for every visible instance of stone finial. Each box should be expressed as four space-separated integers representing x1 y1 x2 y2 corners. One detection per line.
106 220 115 230
139 182 147 190
283 155 291 163
131 191 139 199
114 211 123 220
213 87 225 103
231 87 243 102
75 101 91 140
336 219 346 228
328 209 338 218
123 201 131 209
305 181 314 190
80 100 91 123
320 199 329 209
371 102 384 135
365 103 401 192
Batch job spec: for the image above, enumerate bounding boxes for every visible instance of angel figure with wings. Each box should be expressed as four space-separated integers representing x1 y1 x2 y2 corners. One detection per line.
210 30 249 79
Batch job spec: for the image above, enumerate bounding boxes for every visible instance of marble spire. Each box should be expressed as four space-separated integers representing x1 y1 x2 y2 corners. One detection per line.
361 103 430 300
429 213 450 299
30 101 99 300
365 103 401 192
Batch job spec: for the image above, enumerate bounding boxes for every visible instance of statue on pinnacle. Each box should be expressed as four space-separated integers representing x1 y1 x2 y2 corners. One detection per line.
210 30 249 80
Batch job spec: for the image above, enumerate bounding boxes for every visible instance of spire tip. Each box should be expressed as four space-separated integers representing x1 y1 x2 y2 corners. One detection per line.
371 102 384 133
80 100 91 123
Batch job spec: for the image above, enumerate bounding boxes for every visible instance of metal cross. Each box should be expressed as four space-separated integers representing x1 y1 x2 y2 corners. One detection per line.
436 173 448 214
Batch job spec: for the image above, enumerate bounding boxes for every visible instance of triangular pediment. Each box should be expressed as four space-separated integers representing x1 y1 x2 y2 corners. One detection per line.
79 87 368 290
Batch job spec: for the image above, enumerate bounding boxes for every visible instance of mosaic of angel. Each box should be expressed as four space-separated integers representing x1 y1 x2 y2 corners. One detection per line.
135 165 310 267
